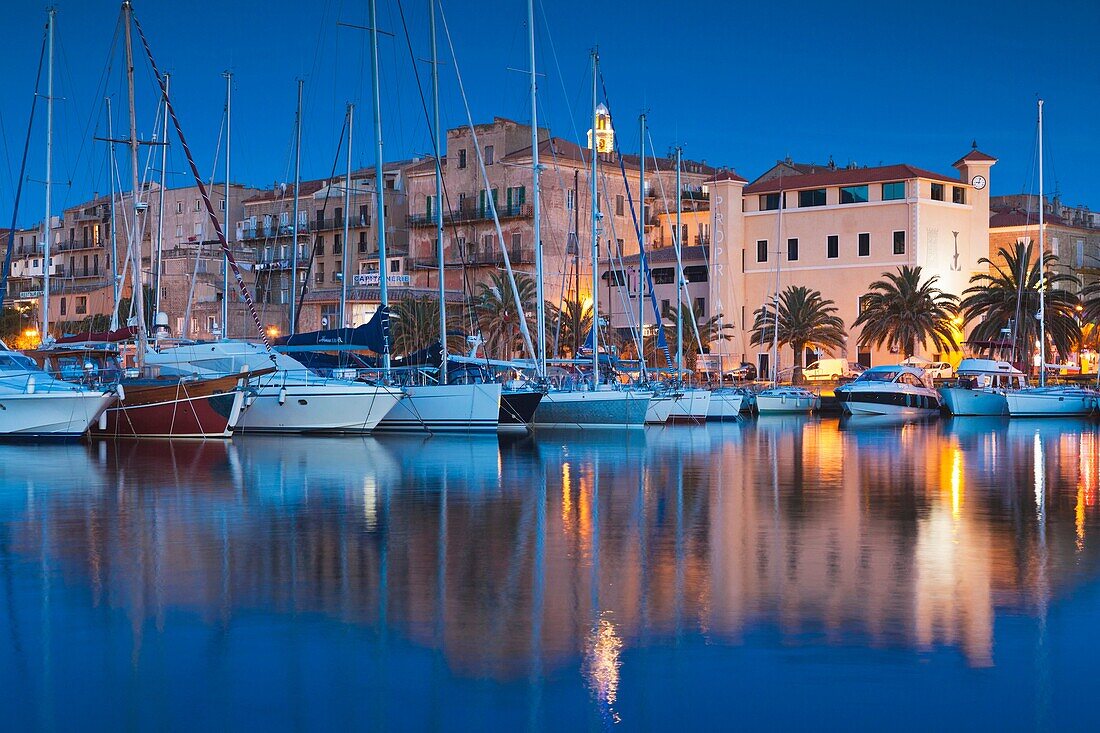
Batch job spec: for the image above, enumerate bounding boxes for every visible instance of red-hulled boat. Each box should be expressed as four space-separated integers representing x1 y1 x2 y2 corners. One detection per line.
27 345 271 439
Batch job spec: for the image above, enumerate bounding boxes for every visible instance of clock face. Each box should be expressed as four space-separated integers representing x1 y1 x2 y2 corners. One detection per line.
971 175 987 190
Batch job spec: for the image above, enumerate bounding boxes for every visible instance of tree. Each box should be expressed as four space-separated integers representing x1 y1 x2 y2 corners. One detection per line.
852 265 959 358
961 240 1080 364
660 303 734 372
548 296 592 359
750 285 846 373
390 296 466 357
474 271 538 361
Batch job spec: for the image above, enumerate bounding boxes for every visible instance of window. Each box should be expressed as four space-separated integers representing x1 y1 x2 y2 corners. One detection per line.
566 189 575 211
757 239 768 263
457 149 467 169
684 265 708 282
1077 239 1085 268
930 183 944 201
176 201 183 214
858 233 870 257
315 236 325 255
83 255 89 276
176 224 183 237
60 297 66 316
759 193 781 211
358 232 369 253
615 195 624 216
858 294 874 316
681 224 688 244
425 195 433 217
602 269 627 286
893 230 905 255
857 350 872 368
93 254 99 274
334 207 343 223
827 235 839 259
314 263 325 284
359 204 370 225
882 182 905 201
484 144 494 165
798 188 826 207
334 233 342 255
194 199 202 212
952 186 966 204
787 238 799 261
511 232 522 252
661 299 671 319
694 297 706 318
652 267 675 284
839 185 868 204
75 296 87 315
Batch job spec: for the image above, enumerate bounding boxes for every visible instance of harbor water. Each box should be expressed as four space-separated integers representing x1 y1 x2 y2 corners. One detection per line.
3 416 1100 730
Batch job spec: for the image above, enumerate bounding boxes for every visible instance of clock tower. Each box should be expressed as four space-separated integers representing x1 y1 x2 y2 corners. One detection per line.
952 144 997 277
587 104 614 155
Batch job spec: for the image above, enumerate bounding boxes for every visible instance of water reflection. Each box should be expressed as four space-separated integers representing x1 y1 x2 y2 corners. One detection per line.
4 419 1100 729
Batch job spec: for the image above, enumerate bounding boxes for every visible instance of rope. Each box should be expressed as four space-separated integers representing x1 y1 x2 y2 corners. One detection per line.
130 10 270 349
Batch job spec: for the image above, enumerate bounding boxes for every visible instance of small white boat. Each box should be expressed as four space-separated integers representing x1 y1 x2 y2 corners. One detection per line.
755 386 819 414
835 365 941 416
532 386 650 429
376 382 502 433
0 344 115 439
940 359 1026 416
1005 385 1097 417
667 388 711 423
706 388 745 420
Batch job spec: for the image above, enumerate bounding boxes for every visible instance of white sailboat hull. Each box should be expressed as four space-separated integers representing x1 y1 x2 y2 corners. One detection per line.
756 389 818 414
668 388 711 422
1005 388 1096 417
940 387 1008 416
706 390 745 420
0 391 115 438
645 394 674 424
533 388 650 428
237 382 403 433
376 383 501 433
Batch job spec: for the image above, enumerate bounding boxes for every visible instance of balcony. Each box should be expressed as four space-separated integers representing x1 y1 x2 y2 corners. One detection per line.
680 189 709 202
695 234 711 246
55 238 104 252
408 203 533 228
447 246 535 267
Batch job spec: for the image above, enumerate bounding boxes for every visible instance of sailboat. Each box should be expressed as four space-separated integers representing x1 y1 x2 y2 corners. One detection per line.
531 50 650 429
1005 100 1097 418
755 176 817 415
375 0 501 434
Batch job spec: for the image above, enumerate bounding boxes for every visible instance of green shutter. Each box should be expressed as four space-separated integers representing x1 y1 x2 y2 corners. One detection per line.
518 186 526 205
425 195 432 218
479 189 485 216
506 187 513 212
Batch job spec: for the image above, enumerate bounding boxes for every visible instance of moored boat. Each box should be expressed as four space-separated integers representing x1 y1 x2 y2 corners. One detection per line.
755 386 819 414
706 388 745 420
667 388 712 423
940 358 1025 416
835 365 941 416
1005 386 1097 418
0 344 115 439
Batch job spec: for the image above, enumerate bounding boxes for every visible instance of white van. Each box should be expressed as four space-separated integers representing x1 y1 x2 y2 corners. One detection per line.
802 358 859 381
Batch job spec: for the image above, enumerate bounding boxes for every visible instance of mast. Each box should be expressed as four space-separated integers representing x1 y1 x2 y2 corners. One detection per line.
771 176 783 383
154 73 169 330
528 0 545 379
123 0 149 363
106 96 120 324
41 7 55 339
674 145 683 382
1038 98 1046 388
430 0 446 383
222 71 231 338
370 0 390 378
289 78 303 336
341 103 353 329
589 50 600 388
637 114 646 370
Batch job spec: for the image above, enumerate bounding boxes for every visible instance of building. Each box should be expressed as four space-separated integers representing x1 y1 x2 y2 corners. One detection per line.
703 149 996 375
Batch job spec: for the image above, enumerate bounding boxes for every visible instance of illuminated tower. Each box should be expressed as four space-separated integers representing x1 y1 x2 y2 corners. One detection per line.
587 103 614 154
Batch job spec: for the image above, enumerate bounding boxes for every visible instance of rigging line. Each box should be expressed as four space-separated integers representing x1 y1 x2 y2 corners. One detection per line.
291 112 348 331
0 24 48 311
183 104 226 340
595 166 642 350
131 10 270 349
438 1 537 364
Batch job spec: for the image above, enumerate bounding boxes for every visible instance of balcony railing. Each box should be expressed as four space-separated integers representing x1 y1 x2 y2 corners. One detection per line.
447 246 535 267
681 189 709 201
695 234 711 246
408 203 533 227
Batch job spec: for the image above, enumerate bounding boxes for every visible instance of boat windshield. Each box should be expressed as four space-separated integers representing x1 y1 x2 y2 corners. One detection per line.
854 370 900 383
0 352 42 373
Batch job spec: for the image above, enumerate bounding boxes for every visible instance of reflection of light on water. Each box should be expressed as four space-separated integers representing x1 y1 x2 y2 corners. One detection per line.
362 476 378 530
562 462 572 527
583 615 623 724
1076 486 1086 552
1076 433 1096 552
1034 432 1045 525
950 447 964 519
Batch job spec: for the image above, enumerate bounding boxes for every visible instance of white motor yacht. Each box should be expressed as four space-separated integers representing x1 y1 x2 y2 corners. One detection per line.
145 341 402 433
940 359 1026 416
0 343 115 438
835 365 941 416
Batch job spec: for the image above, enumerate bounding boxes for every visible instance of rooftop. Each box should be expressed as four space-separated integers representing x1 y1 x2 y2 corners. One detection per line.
743 163 966 195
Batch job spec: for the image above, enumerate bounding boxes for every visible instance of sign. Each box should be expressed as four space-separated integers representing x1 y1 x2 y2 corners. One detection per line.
18 290 43 299
353 273 410 287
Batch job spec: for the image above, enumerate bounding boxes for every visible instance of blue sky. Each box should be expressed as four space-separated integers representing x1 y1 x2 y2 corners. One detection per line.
1 0 1097 227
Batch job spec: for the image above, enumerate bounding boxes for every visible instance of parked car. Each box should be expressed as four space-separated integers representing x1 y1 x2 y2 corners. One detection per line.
802 358 863 381
729 362 757 381
900 357 954 380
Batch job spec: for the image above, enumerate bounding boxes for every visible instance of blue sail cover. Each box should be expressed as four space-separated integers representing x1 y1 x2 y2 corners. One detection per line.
274 305 390 353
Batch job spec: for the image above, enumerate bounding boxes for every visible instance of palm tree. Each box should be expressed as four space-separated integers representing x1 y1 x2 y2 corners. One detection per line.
750 285 846 373
474 271 538 361
548 296 592 359
852 265 959 358
660 303 734 372
961 240 1080 365
390 297 466 356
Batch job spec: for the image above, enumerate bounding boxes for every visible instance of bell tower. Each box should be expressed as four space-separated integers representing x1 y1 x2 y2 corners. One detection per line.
587 104 614 154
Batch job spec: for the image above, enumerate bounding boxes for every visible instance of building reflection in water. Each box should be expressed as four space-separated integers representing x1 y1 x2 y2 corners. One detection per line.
5 418 1100 723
